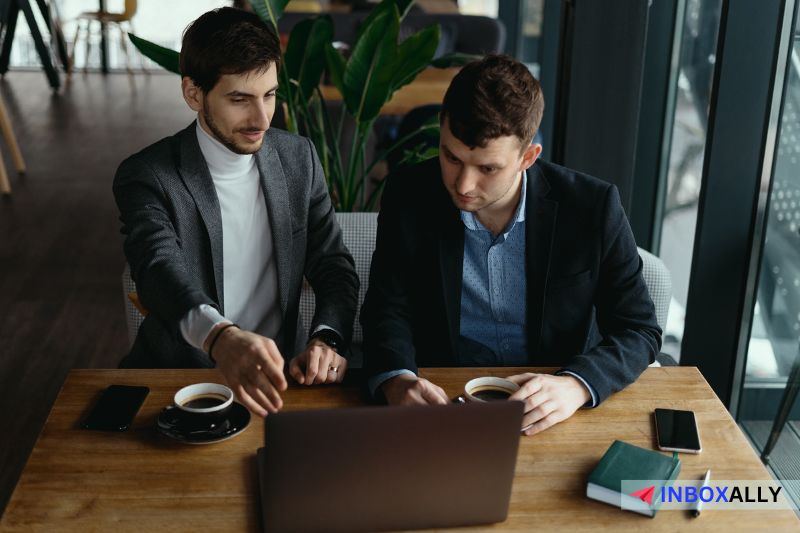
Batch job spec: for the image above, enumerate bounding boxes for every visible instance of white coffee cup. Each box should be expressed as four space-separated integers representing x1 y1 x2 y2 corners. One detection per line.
174 383 234 415
463 377 520 403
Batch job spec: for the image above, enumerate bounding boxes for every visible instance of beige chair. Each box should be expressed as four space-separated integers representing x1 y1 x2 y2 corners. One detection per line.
69 0 143 75
0 94 26 195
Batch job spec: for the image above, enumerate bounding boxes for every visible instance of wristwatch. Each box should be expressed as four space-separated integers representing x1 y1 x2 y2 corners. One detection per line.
309 328 343 353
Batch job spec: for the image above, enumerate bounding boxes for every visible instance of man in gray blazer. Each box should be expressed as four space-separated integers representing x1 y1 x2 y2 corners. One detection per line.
113 8 358 417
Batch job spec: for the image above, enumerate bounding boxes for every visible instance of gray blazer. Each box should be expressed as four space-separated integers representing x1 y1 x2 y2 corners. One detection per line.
113 122 358 368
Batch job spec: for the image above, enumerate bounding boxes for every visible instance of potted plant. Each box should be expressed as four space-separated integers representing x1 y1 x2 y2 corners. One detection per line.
130 0 475 211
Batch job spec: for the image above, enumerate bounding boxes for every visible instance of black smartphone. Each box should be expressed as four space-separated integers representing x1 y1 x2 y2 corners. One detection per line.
654 408 702 454
82 385 150 431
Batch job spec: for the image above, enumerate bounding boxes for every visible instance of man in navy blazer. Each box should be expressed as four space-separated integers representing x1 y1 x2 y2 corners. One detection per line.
361 55 661 435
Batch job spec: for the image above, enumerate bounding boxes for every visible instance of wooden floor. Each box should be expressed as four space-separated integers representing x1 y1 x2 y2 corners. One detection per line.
0 71 196 516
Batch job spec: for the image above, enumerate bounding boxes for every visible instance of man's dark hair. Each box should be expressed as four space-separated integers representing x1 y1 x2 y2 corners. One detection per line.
180 7 281 93
440 54 544 150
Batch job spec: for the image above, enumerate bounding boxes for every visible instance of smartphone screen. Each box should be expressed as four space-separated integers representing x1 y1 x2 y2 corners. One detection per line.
82 385 149 431
654 408 701 453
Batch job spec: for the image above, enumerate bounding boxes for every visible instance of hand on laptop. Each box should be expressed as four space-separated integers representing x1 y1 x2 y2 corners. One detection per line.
288 339 347 385
205 325 287 418
381 374 449 405
506 373 591 436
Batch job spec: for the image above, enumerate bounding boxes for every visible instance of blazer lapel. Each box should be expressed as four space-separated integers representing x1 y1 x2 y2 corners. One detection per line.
176 123 225 312
437 186 464 358
525 164 558 356
255 132 291 315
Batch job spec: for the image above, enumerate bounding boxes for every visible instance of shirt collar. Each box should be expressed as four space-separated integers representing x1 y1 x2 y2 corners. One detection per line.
460 170 528 238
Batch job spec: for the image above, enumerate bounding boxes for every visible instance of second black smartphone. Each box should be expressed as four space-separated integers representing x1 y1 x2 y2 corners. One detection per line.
82 384 150 431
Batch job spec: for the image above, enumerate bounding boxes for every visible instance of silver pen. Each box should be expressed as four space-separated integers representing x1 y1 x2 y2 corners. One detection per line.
692 469 711 517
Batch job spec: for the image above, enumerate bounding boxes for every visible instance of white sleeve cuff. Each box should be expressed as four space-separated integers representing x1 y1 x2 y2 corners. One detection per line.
368 369 416 397
179 304 230 351
557 370 598 408
312 324 342 337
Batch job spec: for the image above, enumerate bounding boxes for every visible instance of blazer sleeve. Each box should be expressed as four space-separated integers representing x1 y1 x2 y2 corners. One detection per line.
113 157 214 327
361 172 421 377
301 138 359 349
560 185 662 404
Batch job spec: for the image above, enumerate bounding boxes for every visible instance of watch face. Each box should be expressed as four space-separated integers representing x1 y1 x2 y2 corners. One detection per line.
313 330 340 351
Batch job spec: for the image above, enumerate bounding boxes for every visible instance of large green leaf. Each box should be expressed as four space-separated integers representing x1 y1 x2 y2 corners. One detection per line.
354 0 413 45
389 24 439 93
324 43 346 95
248 0 290 31
284 16 333 103
128 33 180 74
276 79 289 102
430 52 482 69
396 0 416 19
353 0 417 48
343 5 399 122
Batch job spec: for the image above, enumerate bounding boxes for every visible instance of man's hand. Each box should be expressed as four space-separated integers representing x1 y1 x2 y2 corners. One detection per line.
506 373 591 436
288 338 347 385
381 373 449 406
206 325 287 418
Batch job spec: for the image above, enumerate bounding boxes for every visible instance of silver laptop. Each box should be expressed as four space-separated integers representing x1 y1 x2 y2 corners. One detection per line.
257 401 523 533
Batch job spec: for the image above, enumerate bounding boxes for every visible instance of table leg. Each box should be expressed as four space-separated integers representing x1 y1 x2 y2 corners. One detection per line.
0 94 25 173
0 149 11 194
0 1 20 75
99 0 107 74
35 0 69 71
18 0 60 88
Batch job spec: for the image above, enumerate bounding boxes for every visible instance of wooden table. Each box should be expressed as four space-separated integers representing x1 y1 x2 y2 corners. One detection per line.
319 67 459 116
1 367 798 532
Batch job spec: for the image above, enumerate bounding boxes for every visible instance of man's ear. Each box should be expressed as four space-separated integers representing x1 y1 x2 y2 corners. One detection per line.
181 77 203 113
520 142 543 172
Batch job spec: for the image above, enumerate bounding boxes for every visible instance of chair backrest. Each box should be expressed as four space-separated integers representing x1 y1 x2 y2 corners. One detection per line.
122 262 142 347
402 14 506 55
299 212 377 346
123 0 137 18
637 246 671 333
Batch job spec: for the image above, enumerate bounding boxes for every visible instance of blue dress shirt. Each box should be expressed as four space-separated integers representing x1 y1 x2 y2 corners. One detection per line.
457 172 528 364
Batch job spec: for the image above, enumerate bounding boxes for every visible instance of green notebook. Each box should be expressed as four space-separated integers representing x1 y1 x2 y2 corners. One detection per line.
586 440 681 517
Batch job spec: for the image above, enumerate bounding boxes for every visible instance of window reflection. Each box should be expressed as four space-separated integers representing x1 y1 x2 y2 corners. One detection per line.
738 18 800 511
658 0 723 361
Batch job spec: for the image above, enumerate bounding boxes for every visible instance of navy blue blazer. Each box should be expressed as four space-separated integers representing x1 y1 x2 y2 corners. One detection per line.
361 157 662 404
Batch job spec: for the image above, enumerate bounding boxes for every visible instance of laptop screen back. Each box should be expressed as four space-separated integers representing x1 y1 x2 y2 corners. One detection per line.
258 401 523 533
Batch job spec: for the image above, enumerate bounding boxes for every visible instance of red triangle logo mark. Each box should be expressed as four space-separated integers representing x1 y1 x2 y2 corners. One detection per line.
629 485 655 505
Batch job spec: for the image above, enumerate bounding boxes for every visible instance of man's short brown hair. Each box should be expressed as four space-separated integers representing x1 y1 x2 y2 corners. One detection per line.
180 7 281 93
440 54 544 150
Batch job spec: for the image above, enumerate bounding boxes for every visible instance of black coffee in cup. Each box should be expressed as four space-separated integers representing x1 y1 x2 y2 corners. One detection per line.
181 394 227 410
471 387 512 401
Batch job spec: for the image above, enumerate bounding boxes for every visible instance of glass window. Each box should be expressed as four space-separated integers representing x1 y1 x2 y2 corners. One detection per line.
519 0 544 77
658 0 723 361
8 1 226 71
738 15 800 507
458 0 498 18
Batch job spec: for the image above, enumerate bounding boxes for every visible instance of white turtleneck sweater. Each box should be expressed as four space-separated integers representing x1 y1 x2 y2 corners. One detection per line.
179 121 282 350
